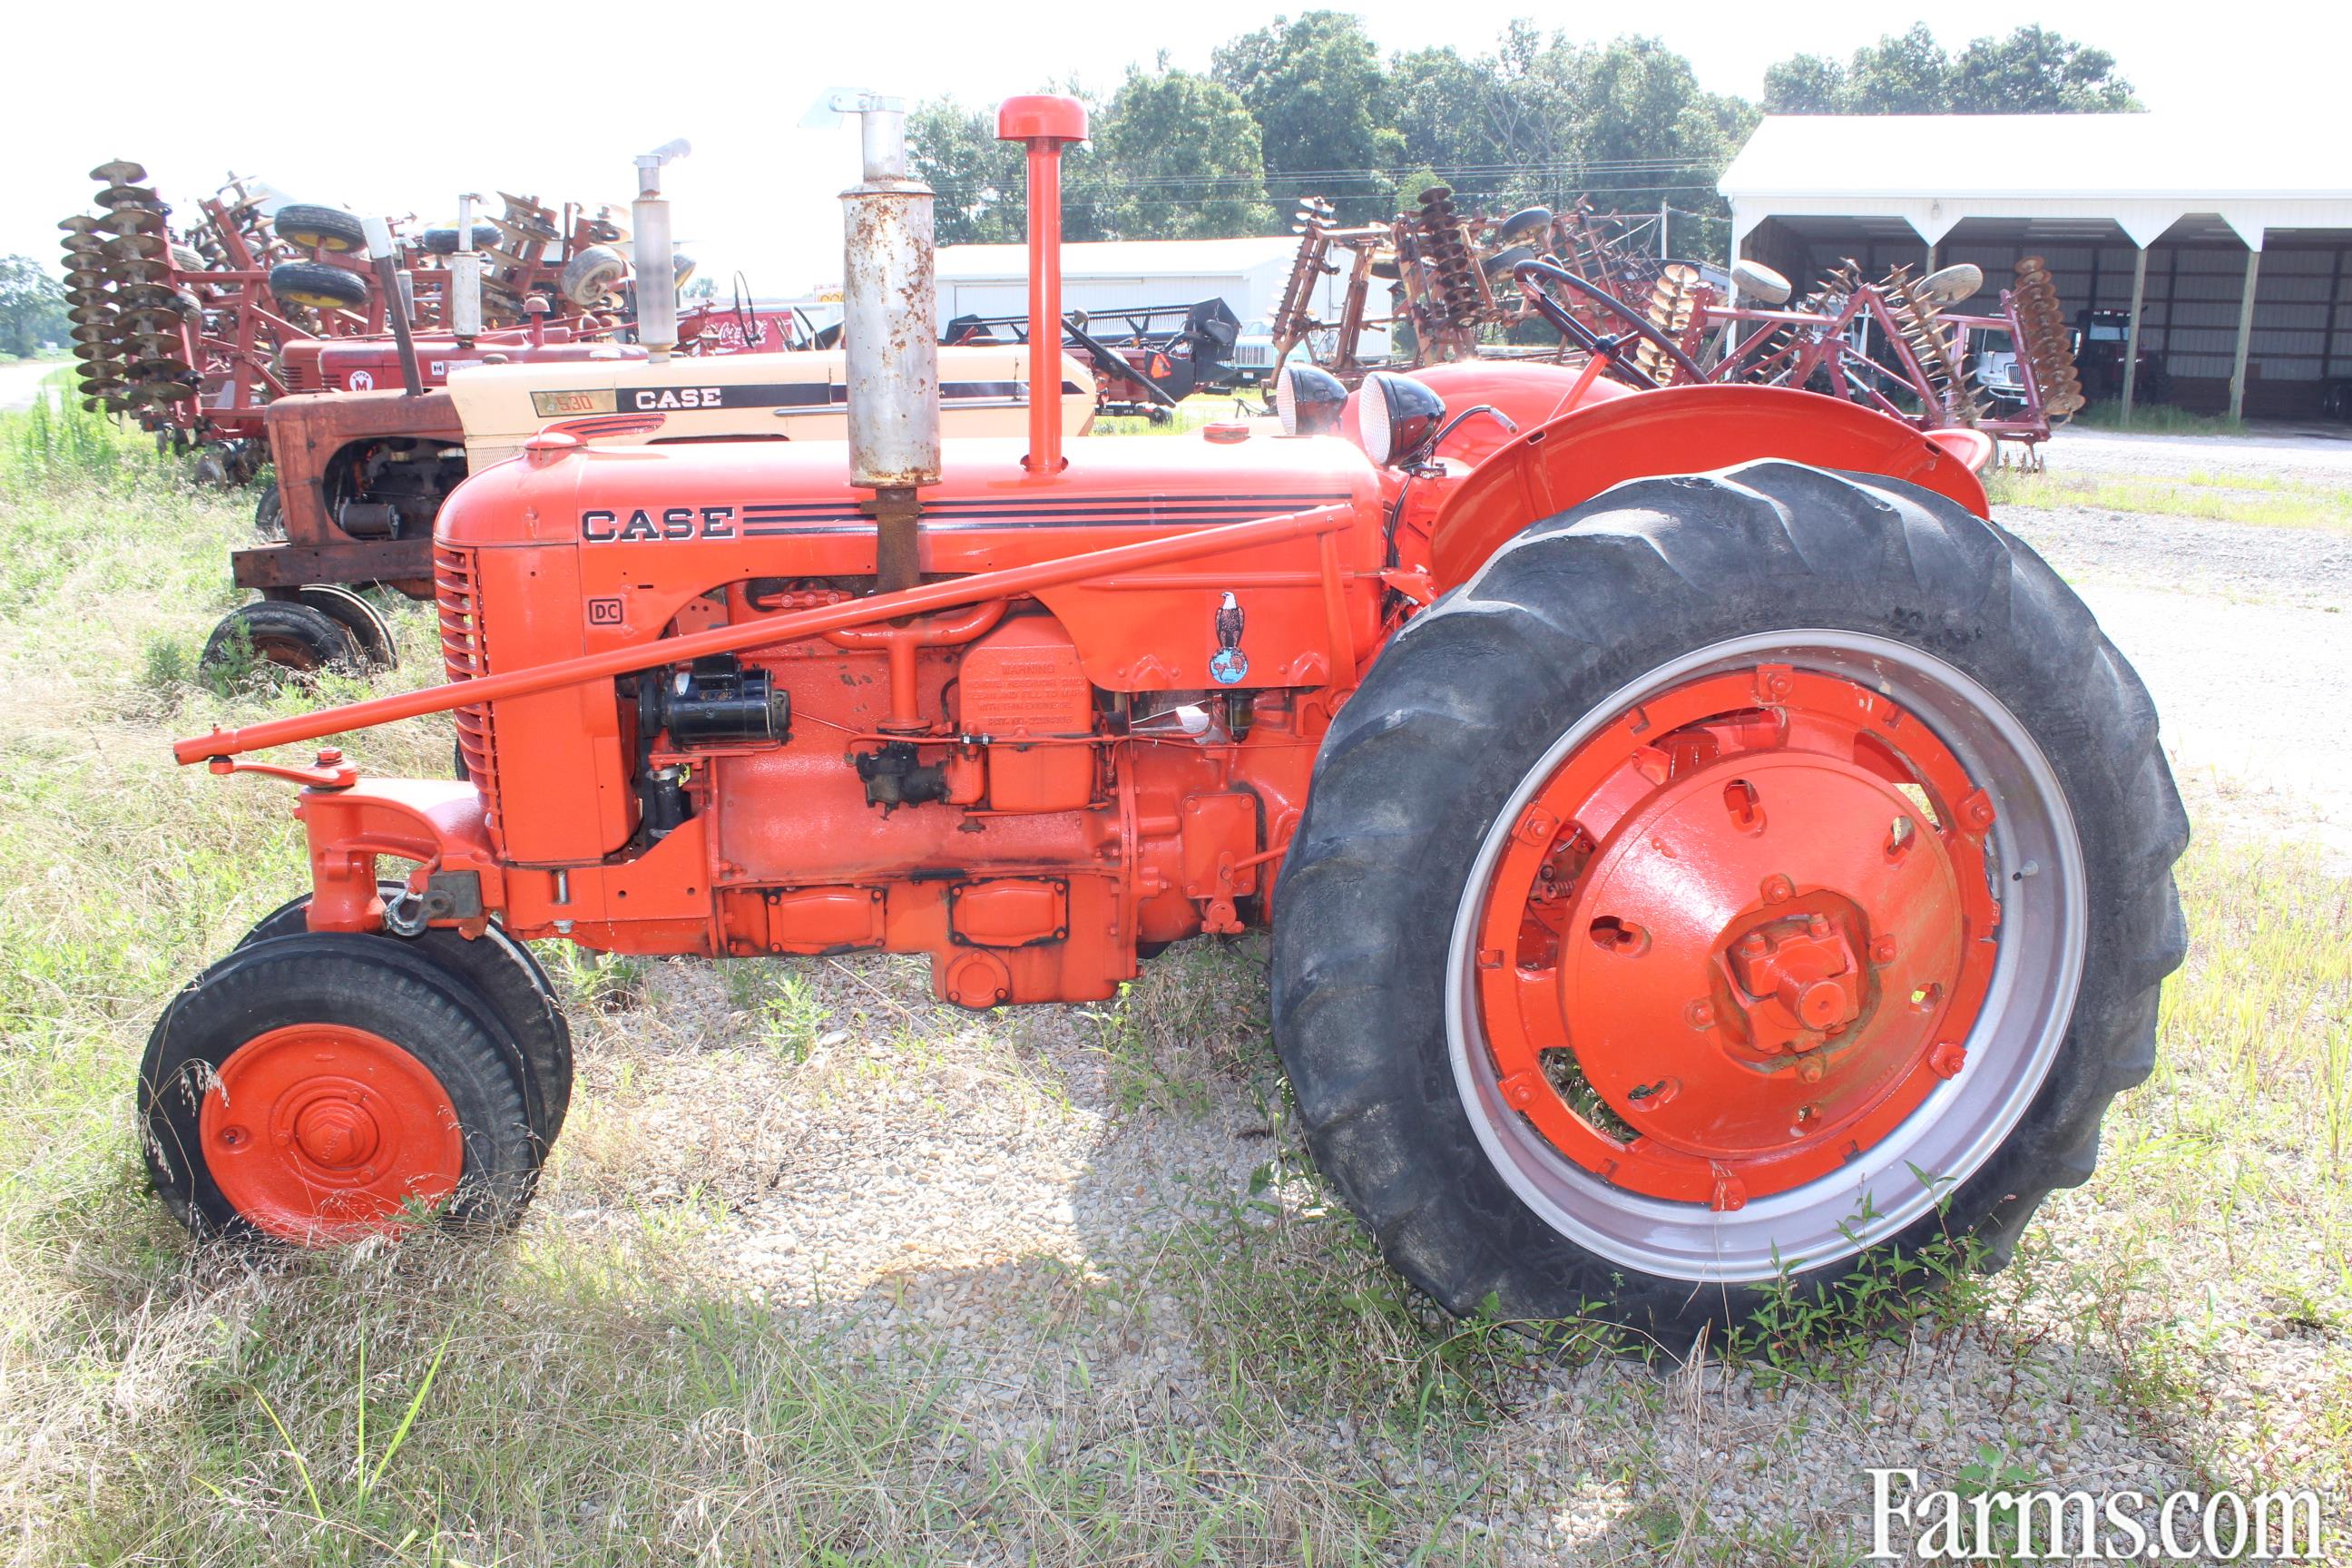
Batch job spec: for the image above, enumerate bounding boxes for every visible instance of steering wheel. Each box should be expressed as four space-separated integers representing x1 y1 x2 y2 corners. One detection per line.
1510 259 1708 388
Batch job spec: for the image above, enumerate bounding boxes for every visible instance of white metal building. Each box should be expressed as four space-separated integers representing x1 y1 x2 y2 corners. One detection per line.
1720 115 2352 419
935 237 1340 334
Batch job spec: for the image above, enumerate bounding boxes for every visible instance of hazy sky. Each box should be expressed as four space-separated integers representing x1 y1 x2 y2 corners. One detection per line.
5 0 2314 293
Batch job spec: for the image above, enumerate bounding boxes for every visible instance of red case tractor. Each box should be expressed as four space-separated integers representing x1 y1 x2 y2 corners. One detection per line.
144 93 2185 1337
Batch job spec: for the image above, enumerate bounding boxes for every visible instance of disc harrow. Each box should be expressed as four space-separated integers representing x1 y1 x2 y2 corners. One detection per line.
1405 186 1491 361
2009 256 2085 419
1632 263 1702 387
1880 263 1985 427
58 160 196 416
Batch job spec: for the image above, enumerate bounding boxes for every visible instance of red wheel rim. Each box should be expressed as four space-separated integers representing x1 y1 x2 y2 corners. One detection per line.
1472 662 2000 1210
198 1024 464 1241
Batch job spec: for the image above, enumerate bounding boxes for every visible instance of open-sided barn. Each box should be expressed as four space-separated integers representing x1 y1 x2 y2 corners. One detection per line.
1721 114 2352 420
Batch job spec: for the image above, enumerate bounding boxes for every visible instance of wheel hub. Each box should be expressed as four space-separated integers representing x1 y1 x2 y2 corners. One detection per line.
1474 664 2000 1206
290 1092 383 1171
199 1024 463 1241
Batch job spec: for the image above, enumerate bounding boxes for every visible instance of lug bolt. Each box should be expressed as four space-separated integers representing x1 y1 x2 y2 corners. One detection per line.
1761 874 1794 905
1710 1177 1747 1212
1806 913 1833 939
1960 790 1997 832
1797 1056 1825 1083
1685 999 1715 1031
1870 935 1897 965
1928 1042 1968 1079
1738 933 1769 959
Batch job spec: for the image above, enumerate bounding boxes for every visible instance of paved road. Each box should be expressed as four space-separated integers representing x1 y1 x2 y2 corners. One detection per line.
0 358 62 414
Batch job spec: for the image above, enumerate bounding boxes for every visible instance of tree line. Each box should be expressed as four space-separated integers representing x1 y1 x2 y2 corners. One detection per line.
911 15 2136 247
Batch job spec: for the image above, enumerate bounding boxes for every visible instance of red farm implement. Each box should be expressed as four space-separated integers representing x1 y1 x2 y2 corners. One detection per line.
1272 191 2087 465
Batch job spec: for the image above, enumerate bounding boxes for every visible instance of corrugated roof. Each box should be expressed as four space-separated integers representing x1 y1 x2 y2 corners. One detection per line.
938 236 1296 279
1720 114 2352 249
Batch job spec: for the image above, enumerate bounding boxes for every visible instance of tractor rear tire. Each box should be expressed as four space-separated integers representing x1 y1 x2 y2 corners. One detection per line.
253 481 285 541
201 601 361 678
296 583 398 671
239 883 574 1143
269 260 369 312
140 934 541 1241
273 203 369 255
1270 460 2187 1338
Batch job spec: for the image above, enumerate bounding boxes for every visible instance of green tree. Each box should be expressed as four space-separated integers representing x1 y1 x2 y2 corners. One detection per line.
1760 52 1843 114
1388 45 1506 180
1955 26 2137 112
1765 24 2137 113
910 91 1120 247
909 97 1034 246
1087 68 1275 240
0 257 68 358
1212 11 1402 221
1843 23 1953 113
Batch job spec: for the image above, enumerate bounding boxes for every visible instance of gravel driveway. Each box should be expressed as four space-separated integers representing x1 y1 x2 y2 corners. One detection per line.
0 358 60 414
2000 499 2352 870
2047 423 2352 481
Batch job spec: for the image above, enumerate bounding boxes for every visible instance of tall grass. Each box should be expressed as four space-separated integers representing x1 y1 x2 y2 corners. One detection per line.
0 385 160 494
1986 465 2352 531
2070 399 2249 436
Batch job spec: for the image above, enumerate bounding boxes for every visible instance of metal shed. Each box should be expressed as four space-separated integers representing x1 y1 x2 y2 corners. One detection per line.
936 237 1338 336
1720 114 2352 420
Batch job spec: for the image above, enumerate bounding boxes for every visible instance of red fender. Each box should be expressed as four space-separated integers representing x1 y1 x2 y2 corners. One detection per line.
1426 385 1993 592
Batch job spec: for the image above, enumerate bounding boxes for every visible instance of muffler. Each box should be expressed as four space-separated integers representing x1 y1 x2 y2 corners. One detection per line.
824 91 939 593
633 140 691 362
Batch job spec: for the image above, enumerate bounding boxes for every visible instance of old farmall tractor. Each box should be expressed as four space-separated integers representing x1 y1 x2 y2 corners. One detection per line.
143 93 2186 1336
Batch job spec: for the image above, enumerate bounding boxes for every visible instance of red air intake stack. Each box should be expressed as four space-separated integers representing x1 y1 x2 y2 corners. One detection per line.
995 95 1087 478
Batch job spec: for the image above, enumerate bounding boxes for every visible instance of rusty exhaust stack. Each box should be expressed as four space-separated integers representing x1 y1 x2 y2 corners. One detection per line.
633 140 691 363
821 91 939 593
447 191 485 346
995 96 1087 478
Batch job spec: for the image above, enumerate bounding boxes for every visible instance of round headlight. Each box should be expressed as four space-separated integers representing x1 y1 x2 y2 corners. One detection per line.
1359 371 1447 467
1274 362 1348 436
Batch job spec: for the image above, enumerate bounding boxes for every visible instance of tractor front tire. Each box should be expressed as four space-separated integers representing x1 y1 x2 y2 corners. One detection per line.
1270 460 2187 1338
295 583 398 671
253 480 285 541
239 884 574 1144
201 600 360 678
141 935 541 1241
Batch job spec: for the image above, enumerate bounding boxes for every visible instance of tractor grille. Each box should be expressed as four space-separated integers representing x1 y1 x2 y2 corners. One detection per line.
435 545 503 844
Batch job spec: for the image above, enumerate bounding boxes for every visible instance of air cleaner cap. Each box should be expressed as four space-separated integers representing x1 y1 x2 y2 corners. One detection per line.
995 95 1088 142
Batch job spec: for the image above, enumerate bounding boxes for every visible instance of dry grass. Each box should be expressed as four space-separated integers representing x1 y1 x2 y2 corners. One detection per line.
0 398 2345 1563
1985 466 2352 532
